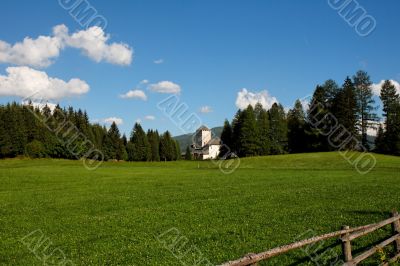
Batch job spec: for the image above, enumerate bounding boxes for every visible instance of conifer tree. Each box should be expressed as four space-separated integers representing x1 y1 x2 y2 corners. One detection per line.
287 100 307 153
380 80 400 154
237 105 258 157
159 131 174 161
130 123 151 161
219 119 233 158
269 103 288 154
306 85 332 152
147 130 160 161
333 77 358 149
353 70 377 149
185 145 192 160
255 104 270 155
105 122 122 160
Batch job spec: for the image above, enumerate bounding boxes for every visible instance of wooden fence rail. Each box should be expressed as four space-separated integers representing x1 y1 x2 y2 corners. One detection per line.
220 210 400 266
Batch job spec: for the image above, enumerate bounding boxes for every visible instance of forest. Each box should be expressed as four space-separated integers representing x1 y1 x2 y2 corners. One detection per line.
219 70 400 158
0 70 399 161
0 102 180 161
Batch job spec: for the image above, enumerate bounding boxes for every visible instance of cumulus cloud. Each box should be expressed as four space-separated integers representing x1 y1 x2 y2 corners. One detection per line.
0 24 133 68
119 89 147 100
0 66 89 100
154 59 164 64
64 26 132 66
199 106 213 113
144 115 156 120
235 88 278 110
0 34 63 68
103 117 123 125
371 80 400 96
149 81 181 94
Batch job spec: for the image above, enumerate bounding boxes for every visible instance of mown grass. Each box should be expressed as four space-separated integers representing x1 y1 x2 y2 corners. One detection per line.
0 152 399 265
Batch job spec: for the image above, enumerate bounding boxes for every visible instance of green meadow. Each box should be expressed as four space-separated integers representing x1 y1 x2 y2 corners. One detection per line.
1 152 399 265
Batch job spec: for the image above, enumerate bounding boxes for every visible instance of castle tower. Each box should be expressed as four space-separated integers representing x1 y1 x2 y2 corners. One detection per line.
194 126 211 148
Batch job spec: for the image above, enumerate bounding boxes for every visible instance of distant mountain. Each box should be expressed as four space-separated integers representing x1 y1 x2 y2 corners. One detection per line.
173 127 223 152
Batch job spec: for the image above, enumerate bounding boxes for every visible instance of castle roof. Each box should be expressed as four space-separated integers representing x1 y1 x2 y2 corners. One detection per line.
197 125 210 131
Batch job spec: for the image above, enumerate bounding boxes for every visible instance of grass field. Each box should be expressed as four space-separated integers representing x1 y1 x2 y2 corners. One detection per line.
1 152 400 265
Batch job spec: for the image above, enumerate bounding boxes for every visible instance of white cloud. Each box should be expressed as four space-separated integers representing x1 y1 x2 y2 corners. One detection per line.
371 80 400 96
154 59 164 64
0 34 63 68
103 117 123 125
140 79 149 84
135 118 142 124
0 66 89 100
0 24 133 68
367 121 384 137
149 81 181 94
144 115 156 120
235 88 278 110
199 106 213 113
65 26 132 66
119 89 147 100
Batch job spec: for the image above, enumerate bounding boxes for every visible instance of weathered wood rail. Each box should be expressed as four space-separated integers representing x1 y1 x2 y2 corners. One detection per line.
220 210 400 266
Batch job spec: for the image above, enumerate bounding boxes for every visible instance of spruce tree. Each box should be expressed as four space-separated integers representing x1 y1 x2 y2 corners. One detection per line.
380 80 400 154
147 130 160 161
219 119 233 158
237 105 258 157
333 77 358 149
130 123 151 161
269 103 288 154
287 100 307 153
159 131 174 161
105 122 122 160
254 103 270 155
306 85 332 152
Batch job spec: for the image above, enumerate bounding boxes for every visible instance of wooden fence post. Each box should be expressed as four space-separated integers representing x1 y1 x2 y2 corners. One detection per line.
341 225 353 265
392 210 400 253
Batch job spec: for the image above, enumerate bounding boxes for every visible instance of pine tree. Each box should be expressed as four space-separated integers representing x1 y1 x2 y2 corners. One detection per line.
287 100 307 153
353 70 377 150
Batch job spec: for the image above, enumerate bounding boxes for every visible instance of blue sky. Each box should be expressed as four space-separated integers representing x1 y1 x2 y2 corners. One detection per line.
0 0 399 136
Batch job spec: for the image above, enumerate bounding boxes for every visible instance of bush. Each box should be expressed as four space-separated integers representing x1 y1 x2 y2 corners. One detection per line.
25 140 46 158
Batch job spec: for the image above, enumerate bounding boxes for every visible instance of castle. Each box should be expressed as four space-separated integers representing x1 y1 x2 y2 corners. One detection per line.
191 126 221 160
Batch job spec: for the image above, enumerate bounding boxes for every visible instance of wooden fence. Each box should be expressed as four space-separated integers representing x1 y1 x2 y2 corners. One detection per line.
220 210 400 266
